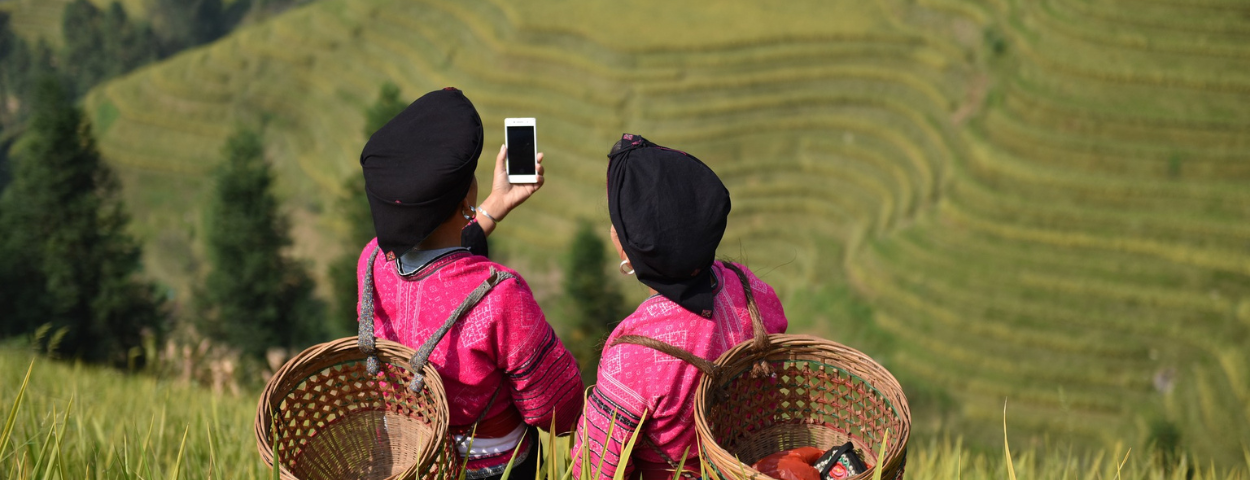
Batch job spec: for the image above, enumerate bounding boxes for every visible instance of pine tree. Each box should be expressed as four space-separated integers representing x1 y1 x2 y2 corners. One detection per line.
0 76 163 362
562 221 626 380
327 83 407 329
60 0 161 96
0 12 53 130
201 127 323 357
363 83 407 139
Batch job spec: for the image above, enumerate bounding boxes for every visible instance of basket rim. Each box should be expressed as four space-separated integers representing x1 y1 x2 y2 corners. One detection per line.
253 336 450 480
694 333 911 480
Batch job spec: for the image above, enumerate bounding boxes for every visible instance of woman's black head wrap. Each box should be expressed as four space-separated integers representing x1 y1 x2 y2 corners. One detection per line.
360 87 483 261
606 133 731 318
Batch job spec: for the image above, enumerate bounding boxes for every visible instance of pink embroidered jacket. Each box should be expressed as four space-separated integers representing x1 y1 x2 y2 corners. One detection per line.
357 238 584 473
572 261 788 479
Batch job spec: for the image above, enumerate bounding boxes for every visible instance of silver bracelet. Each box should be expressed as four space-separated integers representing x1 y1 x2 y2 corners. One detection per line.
475 206 500 223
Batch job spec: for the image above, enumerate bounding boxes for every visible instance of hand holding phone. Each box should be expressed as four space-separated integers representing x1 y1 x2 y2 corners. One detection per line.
477 138 544 235
505 118 538 184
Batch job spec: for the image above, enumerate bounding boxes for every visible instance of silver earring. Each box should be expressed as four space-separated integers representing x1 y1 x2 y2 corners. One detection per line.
619 259 635 275
462 207 474 221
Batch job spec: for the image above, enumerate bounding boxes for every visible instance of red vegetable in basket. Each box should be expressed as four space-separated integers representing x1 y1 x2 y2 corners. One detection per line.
753 447 825 480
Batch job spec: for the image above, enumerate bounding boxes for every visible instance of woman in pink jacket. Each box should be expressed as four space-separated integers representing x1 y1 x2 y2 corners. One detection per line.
357 88 583 480
573 134 789 479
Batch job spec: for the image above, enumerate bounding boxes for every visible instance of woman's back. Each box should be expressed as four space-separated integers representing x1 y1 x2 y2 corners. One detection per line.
359 238 583 477
576 260 788 479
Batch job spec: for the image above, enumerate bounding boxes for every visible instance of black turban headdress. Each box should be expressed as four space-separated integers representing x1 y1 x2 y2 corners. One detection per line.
606 134 731 318
361 87 483 261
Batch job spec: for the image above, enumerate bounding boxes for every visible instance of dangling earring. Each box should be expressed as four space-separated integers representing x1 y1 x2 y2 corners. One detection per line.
619 259 635 275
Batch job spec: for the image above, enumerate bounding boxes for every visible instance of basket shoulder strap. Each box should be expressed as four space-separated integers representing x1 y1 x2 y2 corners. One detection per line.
722 262 775 378
611 335 718 377
408 268 516 392
359 247 383 374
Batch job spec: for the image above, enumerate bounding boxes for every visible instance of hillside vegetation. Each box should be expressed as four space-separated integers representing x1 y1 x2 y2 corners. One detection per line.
77 0 1250 466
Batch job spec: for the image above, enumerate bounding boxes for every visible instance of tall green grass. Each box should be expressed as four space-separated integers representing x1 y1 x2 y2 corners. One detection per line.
3 347 1248 479
0 346 270 479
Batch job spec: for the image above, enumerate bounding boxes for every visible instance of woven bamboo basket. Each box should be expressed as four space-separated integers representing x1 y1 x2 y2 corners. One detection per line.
254 248 519 479
694 334 910 480
254 337 456 480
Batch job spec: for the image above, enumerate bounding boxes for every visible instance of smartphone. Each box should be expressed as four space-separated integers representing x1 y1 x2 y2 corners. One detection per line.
504 118 538 184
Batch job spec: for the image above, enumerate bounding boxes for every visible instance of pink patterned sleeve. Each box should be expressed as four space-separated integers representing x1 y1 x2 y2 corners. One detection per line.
489 276 585 433
571 344 650 479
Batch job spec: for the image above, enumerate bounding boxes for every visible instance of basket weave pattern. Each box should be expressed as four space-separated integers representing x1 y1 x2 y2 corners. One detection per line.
255 337 454 480
696 334 910 480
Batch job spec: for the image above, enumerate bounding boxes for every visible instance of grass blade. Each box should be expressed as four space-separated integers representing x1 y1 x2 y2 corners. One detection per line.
871 428 889 480
559 432 576 480
594 411 618 478
137 411 156 476
670 444 691 480
206 418 218 480
457 423 478 480
498 431 527 480
548 415 557 480
29 410 54 478
1004 400 1017 480
699 438 709 480
580 407 591 480
956 448 961 480
168 425 189 480
0 360 34 460
611 409 648 480
1114 448 1131 480
271 415 281 480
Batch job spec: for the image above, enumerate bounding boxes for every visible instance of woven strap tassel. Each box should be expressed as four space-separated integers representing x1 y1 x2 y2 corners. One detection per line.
409 268 515 393
359 247 382 375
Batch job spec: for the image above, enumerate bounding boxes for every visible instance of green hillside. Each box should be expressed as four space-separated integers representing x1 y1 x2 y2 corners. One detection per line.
80 0 1250 466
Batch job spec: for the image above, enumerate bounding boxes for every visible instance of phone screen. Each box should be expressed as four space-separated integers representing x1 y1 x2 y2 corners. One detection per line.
506 126 536 175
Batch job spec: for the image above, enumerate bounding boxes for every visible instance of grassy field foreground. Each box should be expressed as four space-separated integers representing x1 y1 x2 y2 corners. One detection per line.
3 347 1247 479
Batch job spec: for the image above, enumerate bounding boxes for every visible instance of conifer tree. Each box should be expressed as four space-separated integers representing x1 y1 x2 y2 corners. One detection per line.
327 83 407 329
60 0 160 96
201 127 323 356
562 221 626 379
0 76 163 362
0 12 53 130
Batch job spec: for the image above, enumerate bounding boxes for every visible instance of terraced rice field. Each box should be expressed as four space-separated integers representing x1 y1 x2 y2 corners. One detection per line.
59 0 1250 466
851 0 1250 462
